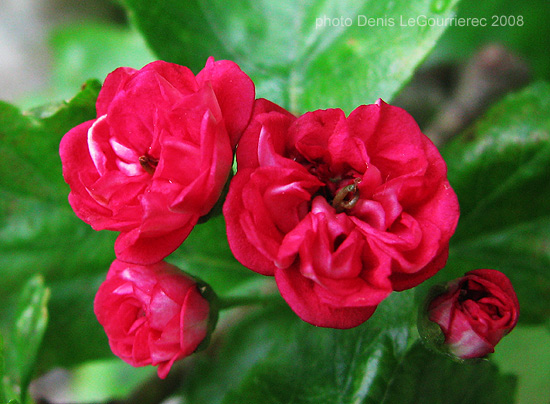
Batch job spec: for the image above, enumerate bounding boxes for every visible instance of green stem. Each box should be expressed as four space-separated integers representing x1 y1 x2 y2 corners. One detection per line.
218 294 282 310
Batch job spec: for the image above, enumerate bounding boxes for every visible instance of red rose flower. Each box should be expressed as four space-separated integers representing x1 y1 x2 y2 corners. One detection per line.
428 269 519 359
60 58 254 264
94 260 214 379
223 99 459 328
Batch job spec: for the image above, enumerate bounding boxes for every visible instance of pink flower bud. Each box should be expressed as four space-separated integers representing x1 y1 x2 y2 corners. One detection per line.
60 58 255 264
427 269 519 359
94 260 215 378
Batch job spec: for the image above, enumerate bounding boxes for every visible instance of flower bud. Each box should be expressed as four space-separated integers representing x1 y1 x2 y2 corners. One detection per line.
94 260 218 378
419 269 519 360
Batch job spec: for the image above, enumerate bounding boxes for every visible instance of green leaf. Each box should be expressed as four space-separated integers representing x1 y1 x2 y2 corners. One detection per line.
122 0 462 113
437 82 550 324
380 342 516 404
8 276 50 403
0 193 116 294
444 82 550 240
0 79 100 200
181 303 296 404
222 291 417 404
223 290 517 404
0 81 105 282
68 358 154 403
0 85 119 369
0 82 116 294
0 334 19 404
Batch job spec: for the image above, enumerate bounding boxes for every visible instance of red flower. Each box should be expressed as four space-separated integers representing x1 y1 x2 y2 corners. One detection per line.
224 99 459 328
94 260 214 379
428 269 519 359
60 58 254 264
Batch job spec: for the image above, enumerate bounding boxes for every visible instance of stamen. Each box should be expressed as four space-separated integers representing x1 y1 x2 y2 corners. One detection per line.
139 155 159 175
332 178 361 213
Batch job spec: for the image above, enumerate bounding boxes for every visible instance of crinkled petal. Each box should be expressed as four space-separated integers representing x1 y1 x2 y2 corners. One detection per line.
275 266 377 329
196 57 255 147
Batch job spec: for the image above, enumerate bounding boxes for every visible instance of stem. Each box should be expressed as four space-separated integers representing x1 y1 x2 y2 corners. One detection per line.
218 294 282 310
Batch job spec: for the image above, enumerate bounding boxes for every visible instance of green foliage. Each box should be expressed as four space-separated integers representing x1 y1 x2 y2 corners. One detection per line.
0 334 5 404
223 292 415 403
0 77 99 204
39 275 113 368
492 325 550 404
122 0 461 113
0 79 98 200
436 82 550 324
380 342 516 404
0 79 110 290
181 303 296 404
0 81 118 369
222 291 515 404
3 276 50 403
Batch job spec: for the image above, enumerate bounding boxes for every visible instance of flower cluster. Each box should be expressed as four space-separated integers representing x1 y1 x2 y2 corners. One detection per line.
60 57 519 375
60 58 254 377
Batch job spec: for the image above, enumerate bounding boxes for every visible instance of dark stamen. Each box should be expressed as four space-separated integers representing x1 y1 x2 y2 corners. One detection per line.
332 178 361 213
458 283 489 302
139 155 159 175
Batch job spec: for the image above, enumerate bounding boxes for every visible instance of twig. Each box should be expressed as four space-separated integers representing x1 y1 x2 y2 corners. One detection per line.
425 43 531 147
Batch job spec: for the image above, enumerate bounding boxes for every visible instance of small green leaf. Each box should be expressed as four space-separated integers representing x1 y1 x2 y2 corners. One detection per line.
436 82 550 324
121 0 462 113
10 276 50 403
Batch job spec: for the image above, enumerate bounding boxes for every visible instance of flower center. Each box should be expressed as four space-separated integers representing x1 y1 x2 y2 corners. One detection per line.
291 152 363 214
331 178 361 213
139 155 159 175
458 281 489 302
